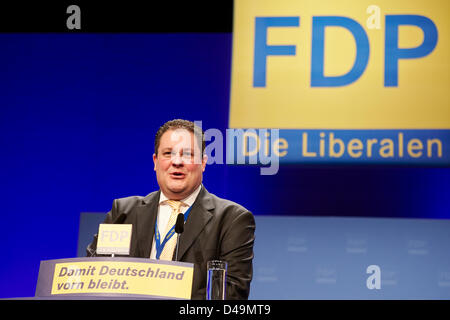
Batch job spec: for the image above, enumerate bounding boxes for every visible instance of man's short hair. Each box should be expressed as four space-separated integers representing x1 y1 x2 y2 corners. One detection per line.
154 119 205 155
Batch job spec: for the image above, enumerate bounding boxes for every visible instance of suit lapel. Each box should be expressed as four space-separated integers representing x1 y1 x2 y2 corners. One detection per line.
177 186 214 261
135 190 160 258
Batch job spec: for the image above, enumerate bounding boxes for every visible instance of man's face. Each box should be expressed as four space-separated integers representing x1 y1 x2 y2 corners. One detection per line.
153 128 207 200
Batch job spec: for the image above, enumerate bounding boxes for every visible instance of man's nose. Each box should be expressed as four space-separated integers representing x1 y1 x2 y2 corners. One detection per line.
171 153 183 165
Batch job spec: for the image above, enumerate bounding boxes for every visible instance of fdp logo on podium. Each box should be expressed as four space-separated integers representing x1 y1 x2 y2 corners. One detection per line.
228 0 449 165
96 224 132 255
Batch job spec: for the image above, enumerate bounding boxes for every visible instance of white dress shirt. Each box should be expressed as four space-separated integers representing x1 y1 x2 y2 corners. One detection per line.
149 184 202 259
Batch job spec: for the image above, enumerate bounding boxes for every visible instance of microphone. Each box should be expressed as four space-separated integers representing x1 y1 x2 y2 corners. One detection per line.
174 213 184 261
175 213 184 234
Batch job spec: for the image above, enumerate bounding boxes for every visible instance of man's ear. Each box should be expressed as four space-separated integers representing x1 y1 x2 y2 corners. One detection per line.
153 153 157 171
202 154 208 172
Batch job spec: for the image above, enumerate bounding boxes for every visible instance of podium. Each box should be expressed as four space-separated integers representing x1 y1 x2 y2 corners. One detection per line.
35 257 194 299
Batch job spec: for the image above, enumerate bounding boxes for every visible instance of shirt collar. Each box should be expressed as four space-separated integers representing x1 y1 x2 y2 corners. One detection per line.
159 184 202 207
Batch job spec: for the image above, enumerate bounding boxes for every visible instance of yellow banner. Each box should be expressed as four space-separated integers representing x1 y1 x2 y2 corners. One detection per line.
51 260 193 299
230 0 449 129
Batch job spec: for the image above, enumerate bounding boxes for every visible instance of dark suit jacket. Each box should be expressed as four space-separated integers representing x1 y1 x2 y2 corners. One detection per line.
87 186 255 300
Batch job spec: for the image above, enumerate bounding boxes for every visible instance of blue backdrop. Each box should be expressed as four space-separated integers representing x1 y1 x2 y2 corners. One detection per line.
0 33 449 298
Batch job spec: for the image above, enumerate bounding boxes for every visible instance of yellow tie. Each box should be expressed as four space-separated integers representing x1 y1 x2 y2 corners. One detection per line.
159 200 183 260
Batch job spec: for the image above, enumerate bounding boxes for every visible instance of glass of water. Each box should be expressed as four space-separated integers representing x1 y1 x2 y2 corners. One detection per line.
206 260 227 300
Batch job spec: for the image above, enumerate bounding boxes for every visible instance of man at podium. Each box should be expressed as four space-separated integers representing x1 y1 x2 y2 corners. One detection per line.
87 119 255 299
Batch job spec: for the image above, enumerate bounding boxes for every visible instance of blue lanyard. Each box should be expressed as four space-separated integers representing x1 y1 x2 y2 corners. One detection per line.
154 205 192 259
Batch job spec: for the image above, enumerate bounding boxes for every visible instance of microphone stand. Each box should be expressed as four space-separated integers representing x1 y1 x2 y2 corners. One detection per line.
175 236 181 261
